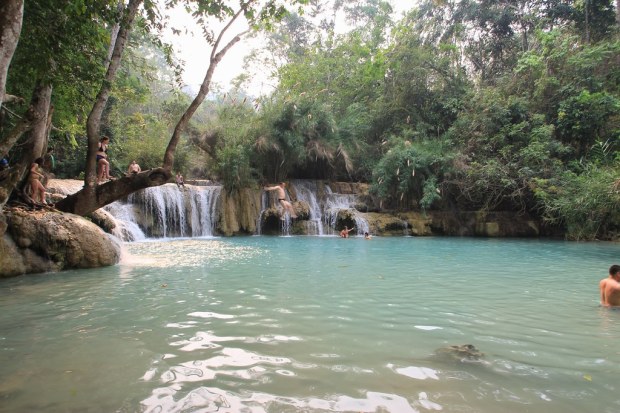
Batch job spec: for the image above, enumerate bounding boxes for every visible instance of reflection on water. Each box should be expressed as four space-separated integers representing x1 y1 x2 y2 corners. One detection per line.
1 237 620 413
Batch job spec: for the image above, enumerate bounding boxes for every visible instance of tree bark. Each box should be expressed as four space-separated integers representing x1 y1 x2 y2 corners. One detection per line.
0 0 23 113
54 0 143 215
57 168 171 216
163 8 248 170
84 0 142 191
58 5 249 216
0 81 51 208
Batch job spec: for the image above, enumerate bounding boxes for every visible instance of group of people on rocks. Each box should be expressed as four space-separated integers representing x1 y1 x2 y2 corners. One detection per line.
9 135 188 207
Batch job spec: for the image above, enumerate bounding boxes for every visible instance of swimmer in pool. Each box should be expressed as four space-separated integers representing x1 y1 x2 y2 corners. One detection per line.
599 264 620 307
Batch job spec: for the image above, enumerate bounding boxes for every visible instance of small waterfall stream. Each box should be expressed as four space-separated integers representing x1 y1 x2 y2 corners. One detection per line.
125 184 222 239
291 180 325 235
47 180 222 241
282 180 370 236
323 187 369 236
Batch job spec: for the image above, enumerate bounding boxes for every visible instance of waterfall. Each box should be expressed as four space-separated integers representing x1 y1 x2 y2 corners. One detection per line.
256 180 369 236
188 186 222 237
46 179 222 241
103 203 146 242
291 179 324 235
322 186 369 236
126 184 221 239
255 192 269 235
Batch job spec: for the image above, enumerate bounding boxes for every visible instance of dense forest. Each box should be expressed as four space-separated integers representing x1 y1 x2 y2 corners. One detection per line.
0 0 619 240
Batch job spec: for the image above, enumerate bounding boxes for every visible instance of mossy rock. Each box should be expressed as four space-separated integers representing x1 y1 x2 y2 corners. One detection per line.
434 344 484 363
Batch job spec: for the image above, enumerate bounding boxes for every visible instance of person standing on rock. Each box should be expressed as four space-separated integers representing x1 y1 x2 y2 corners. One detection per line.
264 182 297 219
28 157 47 205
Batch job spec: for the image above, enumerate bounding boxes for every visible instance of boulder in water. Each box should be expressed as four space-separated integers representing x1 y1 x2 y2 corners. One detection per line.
434 344 484 362
0 207 121 277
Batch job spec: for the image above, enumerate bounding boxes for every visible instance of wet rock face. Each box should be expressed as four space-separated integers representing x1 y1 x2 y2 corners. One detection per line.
0 208 121 277
434 344 484 362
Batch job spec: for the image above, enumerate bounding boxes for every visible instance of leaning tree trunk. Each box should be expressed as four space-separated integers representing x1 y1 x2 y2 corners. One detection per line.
55 0 143 215
0 0 23 113
162 8 248 170
56 168 171 216
58 5 248 217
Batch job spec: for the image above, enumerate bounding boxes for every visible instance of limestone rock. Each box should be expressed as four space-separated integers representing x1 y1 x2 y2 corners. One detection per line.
219 188 262 236
364 212 410 236
1 208 120 278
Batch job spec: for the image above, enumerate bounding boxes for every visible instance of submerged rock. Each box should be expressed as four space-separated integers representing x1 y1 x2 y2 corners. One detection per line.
434 344 484 363
0 207 121 278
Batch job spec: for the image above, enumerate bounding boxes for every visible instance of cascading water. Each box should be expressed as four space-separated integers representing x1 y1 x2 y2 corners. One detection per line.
126 184 221 239
323 186 369 236
103 203 146 242
46 179 222 241
255 192 269 236
257 180 370 236
188 186 222 237
291 179 324 235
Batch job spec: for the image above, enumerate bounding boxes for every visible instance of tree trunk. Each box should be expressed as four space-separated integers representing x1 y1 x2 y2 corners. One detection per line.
0 0 23 113
0 81 51 208
54 0 143 215
56 168 171 216
584 0 590 43
84 0 142 191
162 8 248 170
616 0 620 25
58 5 248 217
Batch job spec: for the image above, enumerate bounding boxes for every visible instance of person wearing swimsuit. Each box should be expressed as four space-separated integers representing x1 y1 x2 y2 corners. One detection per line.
28 157 47 204
264 182 297 219
97 136 111 183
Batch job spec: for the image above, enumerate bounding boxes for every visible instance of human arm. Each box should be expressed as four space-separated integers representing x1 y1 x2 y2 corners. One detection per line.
264 185 278 191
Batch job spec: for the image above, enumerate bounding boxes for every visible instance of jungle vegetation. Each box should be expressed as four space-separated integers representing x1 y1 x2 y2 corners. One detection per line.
1 0 619 240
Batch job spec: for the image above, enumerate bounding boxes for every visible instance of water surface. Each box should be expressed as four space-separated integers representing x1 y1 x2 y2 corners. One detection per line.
1 236 619 413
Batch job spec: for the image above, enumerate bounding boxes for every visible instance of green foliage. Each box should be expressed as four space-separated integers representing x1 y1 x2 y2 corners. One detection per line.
5 0 620 239
205 103 261 191
533 164 620 240
445 86 570 211
6 0 115 143
101 37 195 176
370 136 451 210
557 90 620 157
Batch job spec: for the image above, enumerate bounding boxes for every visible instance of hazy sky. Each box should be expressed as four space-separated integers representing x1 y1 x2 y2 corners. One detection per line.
165 1 414 96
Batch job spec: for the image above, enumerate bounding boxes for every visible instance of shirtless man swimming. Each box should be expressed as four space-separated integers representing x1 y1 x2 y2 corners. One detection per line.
340 226 355 238
599 265 620 307
264 182 297 219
